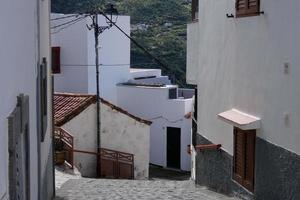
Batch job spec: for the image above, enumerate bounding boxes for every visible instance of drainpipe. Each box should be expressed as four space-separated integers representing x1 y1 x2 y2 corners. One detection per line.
93 14 101 177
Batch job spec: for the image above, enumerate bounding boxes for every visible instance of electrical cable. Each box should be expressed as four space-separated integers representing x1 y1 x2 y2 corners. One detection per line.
51 15 88 30
50 14 82 21
51 16 88 34
99 13 175 75
146 116 184 123
58 62 157 67
51 11 183 85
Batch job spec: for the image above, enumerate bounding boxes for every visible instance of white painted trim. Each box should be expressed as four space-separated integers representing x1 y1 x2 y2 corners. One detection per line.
218 109 261 130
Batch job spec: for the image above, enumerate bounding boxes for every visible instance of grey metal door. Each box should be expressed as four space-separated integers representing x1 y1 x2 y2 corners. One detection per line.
8 94 30 200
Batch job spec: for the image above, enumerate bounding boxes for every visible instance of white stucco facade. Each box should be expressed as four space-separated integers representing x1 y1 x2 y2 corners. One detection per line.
0 0 53 199
51 14 131 104
51 13 193 172
61 102 150 180
117 84 193 171
187 0 300 156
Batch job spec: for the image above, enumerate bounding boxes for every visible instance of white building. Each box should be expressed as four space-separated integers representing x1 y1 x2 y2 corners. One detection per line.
0 0 54 199
187 0 300 199
53 93 151 180
51 14 194 171
116 69 194 171
51 13 131 99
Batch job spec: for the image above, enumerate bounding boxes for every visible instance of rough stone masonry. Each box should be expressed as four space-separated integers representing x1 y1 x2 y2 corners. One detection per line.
55 178 239 200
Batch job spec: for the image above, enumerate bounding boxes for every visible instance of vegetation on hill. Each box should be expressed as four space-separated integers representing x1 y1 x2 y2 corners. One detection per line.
52 0 192 87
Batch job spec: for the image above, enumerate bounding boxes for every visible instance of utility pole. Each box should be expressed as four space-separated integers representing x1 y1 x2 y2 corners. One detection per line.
87 5 118 177
92 14 101 178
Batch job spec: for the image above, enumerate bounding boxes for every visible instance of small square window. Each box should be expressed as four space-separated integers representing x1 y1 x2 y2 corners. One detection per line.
236 0 260 18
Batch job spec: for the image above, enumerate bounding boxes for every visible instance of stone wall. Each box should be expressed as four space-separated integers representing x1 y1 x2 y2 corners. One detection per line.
195 134 300 200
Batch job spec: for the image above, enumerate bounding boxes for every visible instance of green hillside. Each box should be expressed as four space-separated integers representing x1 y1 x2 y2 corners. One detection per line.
52 0 191 87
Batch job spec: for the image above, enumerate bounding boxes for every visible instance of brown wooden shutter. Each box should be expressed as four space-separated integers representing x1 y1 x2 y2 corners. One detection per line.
233 127 256 192
233 128 245 183
51 47 61 74
244 132 255 192
236 0 260 17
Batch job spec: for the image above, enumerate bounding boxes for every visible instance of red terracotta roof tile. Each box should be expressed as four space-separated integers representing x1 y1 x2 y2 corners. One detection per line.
54 92 152 126
100 98 152 125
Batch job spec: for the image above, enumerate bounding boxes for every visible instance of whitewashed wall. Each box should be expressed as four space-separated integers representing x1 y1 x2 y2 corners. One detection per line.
62 105 98 177
51 14 89 93
187 0 300 156
117 85 193 171
62 103 150 179
0 0 53 199
101 103 150 179
51 14 131 103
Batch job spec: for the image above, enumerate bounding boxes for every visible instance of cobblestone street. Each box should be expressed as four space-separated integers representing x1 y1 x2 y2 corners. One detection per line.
55 178 238 200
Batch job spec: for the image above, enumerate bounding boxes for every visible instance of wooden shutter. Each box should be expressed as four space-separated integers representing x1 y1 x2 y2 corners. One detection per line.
233 128 245 183
236 0 260 17
233 127 255 192
51 47 61 74
244 132 255 191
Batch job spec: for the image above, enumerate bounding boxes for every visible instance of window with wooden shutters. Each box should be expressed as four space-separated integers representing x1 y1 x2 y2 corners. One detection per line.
233 127 255 192
192 0 199 21
51 47 61 74
236 0 260 18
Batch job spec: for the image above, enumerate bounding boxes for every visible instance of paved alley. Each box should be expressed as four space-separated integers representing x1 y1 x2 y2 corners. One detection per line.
55 178 238 200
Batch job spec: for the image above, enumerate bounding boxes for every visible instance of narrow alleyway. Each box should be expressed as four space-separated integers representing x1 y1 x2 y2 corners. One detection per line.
55 178 237 200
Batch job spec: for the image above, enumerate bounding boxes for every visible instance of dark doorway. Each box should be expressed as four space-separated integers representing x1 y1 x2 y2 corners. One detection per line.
167 127 181 169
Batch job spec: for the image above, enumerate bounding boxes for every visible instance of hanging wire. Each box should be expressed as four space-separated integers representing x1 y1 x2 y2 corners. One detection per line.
51 16 88 34
51 15 88 30
50 14 82 21
50 11 184 85
58 62 158 67
146 116 184 123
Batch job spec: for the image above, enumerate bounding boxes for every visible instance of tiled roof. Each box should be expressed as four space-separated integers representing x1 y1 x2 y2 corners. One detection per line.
100 98 152 125
54 93 97 126
54 93 152 126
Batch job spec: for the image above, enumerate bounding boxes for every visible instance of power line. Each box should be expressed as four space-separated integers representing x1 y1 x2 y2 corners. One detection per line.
50 14 82 21
97 13 168 67
147 115 184 123
50 11 183 85
51 16 88 35
51 15 87 29
98 12 183 85
58 62 158 67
